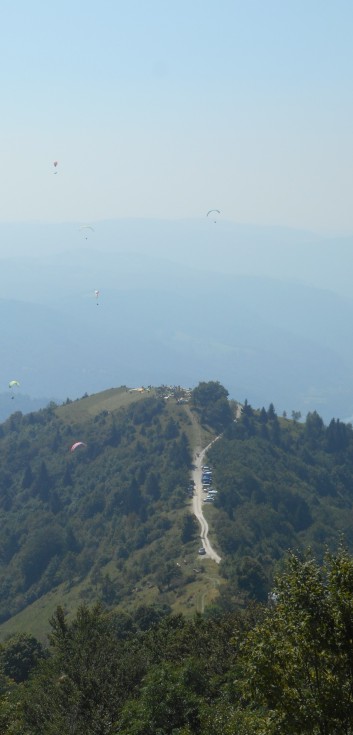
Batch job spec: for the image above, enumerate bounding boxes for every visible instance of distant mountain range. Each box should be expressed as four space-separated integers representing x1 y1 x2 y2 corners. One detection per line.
1 218 353 421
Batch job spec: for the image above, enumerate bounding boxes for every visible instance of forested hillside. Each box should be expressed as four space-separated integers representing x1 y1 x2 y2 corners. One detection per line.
208 402 353 605
3 381 353 641
0 386 208 632
3 383 353 731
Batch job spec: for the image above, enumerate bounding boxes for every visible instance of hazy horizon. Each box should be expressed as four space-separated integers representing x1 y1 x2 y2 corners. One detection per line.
1 219 353 424
1 217 353 299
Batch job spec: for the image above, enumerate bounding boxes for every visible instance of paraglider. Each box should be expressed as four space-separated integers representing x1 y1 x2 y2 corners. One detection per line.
94 289 100 306
9 380 20 399
53 161 58 174
79 225 95 240
70 442 87 453
206 209 221 223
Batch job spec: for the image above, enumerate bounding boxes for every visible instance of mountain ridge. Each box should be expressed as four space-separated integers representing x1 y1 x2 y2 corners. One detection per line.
2 382 353 641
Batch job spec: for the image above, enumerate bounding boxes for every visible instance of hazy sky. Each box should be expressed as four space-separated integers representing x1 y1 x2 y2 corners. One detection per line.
1 1 353 232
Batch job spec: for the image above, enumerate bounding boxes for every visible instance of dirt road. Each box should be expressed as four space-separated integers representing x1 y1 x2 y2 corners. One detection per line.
183 405 221 563
191 439 221 563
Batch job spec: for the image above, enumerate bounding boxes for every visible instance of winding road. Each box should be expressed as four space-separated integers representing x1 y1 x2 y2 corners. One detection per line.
191 439 221 563
184 405 221 563
185 403 242 563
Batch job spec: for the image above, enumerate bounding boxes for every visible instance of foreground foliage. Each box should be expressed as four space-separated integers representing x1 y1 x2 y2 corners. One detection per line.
2 548 353 733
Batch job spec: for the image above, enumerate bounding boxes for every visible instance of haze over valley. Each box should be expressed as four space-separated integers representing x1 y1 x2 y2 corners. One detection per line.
1 219 353 423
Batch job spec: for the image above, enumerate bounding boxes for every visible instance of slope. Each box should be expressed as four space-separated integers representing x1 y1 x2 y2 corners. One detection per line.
205 403 353 606
0 385 222 640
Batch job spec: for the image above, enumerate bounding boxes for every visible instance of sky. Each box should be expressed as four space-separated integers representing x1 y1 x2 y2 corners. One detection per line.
1 0 353 233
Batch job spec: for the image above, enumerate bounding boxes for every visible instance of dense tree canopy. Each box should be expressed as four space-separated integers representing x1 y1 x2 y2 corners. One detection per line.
207 402 353 604
239 547 353 733
191 381 233 432
2 548 353 733
0 391 193 624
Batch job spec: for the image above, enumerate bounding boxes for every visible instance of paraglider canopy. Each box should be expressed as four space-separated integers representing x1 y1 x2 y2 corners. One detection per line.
9 380 20 399
79 225 95 240
70 442 87 453
9 380 20 389
206 209 221 223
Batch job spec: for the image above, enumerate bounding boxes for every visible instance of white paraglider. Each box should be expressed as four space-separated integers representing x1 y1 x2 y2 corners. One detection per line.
79 225 95 240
